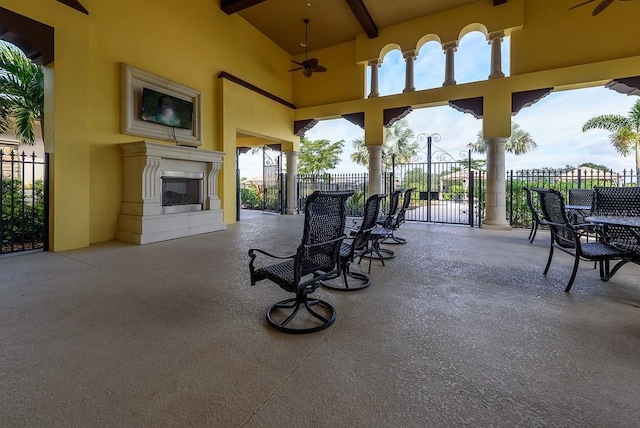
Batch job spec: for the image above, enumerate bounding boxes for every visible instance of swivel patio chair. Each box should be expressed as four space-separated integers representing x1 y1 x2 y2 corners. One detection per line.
321 193 386 291
534 188 632 292
523 187 547 244
248 190 353 334
380 187 416 244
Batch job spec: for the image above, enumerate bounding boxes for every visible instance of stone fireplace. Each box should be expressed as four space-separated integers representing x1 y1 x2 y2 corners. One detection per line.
116 141 226 244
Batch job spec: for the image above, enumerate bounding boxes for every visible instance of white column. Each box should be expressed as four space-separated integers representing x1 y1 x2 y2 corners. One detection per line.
368 59 380 98
483 137 511 229
488 31 505 79
368 145 383 195
403 51 416 93
285 150 298 215
442 42 457 87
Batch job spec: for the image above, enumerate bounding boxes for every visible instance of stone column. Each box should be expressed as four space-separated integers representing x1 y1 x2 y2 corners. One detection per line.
368 145 383 195
483 137 511 229
285 150 298 215
368 59 380 98
403 51 416 93
442 42 457 86
488 31 505 79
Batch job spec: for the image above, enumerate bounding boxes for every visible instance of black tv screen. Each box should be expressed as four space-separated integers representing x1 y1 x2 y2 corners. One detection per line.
141 87 193 130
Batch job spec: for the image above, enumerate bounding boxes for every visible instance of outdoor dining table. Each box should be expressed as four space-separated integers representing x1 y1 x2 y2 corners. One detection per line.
585 215 640 230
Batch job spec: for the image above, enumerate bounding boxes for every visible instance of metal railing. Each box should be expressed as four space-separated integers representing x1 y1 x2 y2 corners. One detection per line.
1 148 48 255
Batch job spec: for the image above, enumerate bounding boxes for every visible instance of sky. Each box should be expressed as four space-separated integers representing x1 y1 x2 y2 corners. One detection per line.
239 32 638 178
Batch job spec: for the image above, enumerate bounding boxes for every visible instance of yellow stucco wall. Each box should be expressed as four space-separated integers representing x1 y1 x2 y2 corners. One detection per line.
0 0 295 250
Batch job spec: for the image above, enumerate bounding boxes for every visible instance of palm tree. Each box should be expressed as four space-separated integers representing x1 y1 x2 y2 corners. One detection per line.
468 122 537 155
581 100 640 176
0 42 44 145
350 119 419 169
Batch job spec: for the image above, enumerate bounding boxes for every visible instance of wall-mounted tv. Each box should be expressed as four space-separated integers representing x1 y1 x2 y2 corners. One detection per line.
141 87 194 130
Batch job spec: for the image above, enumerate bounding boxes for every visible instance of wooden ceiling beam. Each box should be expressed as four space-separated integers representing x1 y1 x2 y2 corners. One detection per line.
344 0 378 39
221 0 267 15
56 0 88 15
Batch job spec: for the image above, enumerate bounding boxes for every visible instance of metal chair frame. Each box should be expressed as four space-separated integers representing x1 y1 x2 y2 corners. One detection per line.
248 190 353 333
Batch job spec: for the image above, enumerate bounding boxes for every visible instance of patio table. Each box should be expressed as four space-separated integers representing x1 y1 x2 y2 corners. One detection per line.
585 215 640 264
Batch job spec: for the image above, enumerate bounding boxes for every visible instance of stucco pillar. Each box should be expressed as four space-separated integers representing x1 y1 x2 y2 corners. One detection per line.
483 137 511 229
403 51 416 93
488 31 505 79
285 150 298 215
368 145 383 195
442 42 457 86
368 59 380 98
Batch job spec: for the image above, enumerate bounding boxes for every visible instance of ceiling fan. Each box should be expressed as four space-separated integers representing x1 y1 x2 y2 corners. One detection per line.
289 19 327 78
569 0 633 16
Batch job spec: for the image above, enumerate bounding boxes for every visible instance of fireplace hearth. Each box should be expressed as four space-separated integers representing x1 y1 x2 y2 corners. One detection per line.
117 141 225 244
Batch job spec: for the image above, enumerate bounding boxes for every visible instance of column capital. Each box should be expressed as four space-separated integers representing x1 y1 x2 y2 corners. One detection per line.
442 41 458 52
488 31 505 43
402 50 417 59
368 59 381 67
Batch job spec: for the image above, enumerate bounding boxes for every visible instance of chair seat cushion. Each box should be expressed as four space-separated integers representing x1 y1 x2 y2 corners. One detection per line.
580 241 631 259
254 260 296 291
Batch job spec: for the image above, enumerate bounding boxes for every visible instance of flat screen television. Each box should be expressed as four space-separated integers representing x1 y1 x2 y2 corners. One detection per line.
141 87 194 130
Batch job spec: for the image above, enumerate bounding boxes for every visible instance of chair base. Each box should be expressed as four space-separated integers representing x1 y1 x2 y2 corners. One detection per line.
380 234 407 244
266 296 336 334
321 263 371 291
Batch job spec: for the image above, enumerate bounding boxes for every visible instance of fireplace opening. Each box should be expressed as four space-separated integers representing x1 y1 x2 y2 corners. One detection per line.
161 171 203 213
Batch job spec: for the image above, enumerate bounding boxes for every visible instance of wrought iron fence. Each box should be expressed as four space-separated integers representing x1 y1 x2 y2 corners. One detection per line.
507 168 638 228
297 173 368 216
1 148 48 255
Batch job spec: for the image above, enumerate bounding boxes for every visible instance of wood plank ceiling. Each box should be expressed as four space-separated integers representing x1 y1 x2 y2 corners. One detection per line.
221 0 508 55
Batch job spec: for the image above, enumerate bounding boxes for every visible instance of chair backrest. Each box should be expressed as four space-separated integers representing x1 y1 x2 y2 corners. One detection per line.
535 188 576 250
386 190 402 217
523 187 544 222
352 193 386 253
394 187 416 227
299 190 353 276
592 187 640 250
593 186 640 216
568 188 594 208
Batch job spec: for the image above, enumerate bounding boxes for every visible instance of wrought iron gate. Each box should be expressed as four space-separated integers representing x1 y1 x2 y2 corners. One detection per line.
1 148 48 254
385 133 484 226
263 145 283 213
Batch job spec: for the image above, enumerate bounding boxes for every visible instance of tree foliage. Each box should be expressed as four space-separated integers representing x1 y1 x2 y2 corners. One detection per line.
298 137 344 174
0 42 44 145
468 122 537 156
582 99 640 175
350 119 420 170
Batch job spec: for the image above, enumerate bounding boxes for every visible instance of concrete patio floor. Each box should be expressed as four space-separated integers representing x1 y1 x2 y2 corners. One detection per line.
2 210 640 427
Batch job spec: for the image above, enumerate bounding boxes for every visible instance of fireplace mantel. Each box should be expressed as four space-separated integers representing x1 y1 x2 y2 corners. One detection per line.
116 141 226 244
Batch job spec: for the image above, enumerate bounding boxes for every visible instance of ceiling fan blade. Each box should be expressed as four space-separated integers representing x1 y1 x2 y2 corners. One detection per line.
304 58 319 68
311 65 327 73
290 60 305 67
569 0 597 10
288 67 304 72
592 0 615 15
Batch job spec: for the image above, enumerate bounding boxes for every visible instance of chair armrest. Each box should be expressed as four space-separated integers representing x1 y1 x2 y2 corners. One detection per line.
248 248 296 260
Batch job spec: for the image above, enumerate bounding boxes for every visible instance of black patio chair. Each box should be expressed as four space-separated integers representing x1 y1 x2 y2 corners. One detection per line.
321 193 387 291
567 188 595 226
376 190 401 227
534 188 632 292
380 187 416 244
523 187 547 244
248 190 353 334
593 186 640 260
